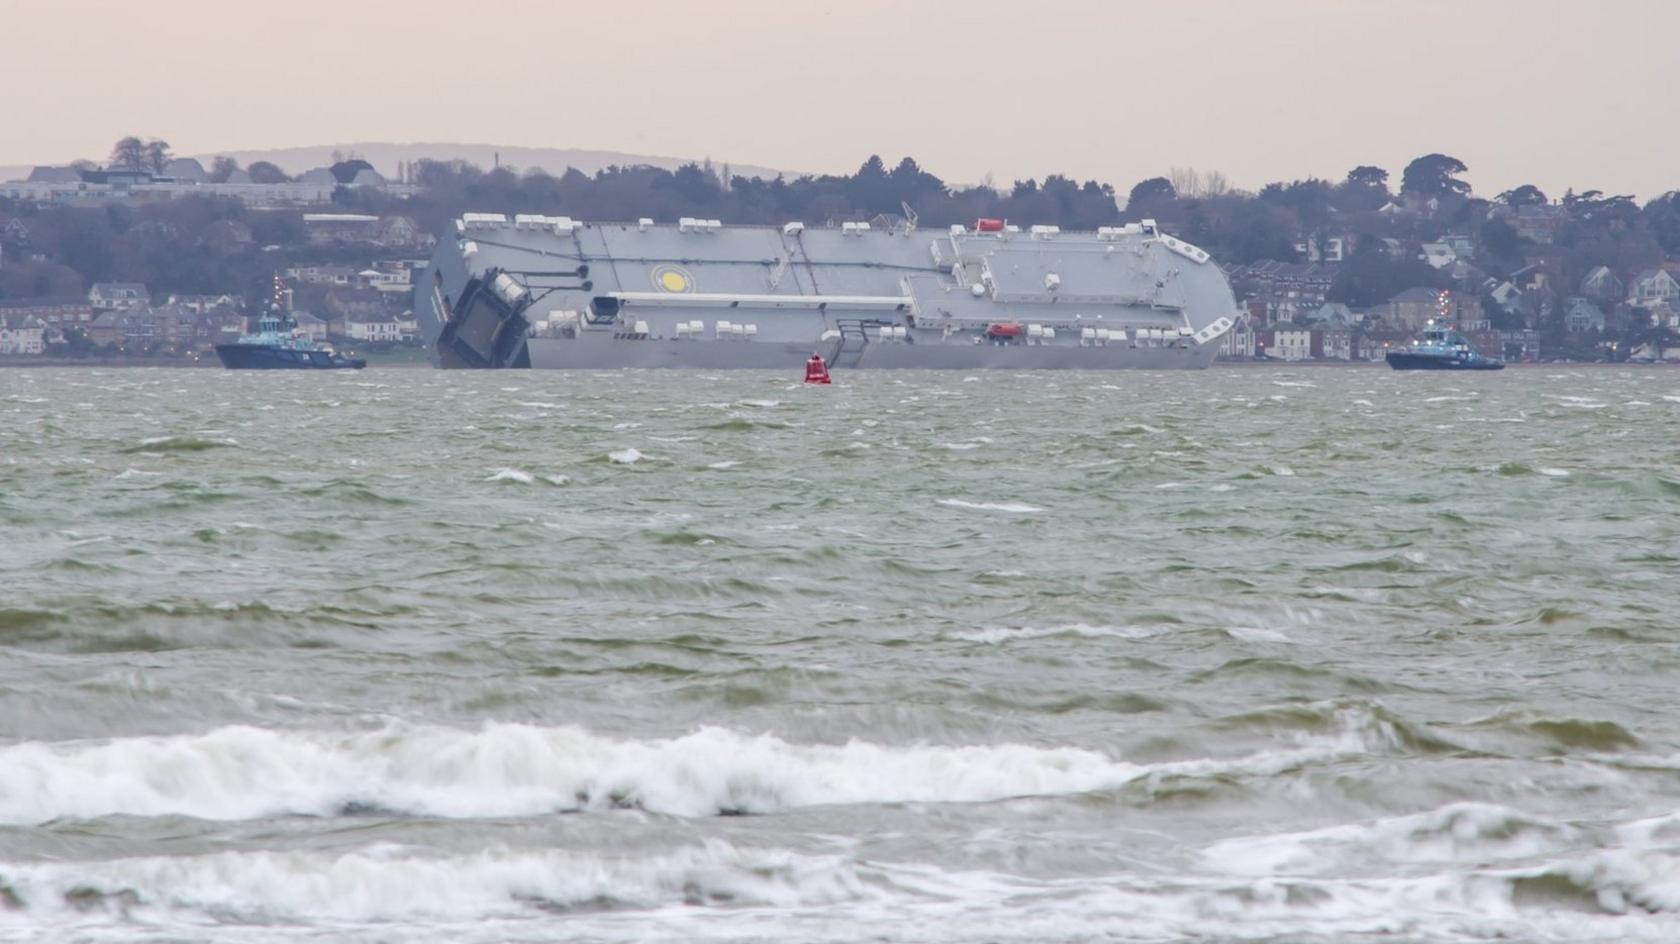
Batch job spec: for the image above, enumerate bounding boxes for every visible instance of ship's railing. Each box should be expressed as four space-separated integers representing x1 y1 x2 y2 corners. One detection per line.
607 291 911 312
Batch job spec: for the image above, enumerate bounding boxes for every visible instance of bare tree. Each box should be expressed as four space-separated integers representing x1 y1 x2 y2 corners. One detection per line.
143 139 172 174
210 156 240 183
109 136 146 169
1203 170 1230 197
1170 167 1203 198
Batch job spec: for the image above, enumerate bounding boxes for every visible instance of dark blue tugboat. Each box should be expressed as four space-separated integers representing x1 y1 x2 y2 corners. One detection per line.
1386 324 1504 371
216 276 366 370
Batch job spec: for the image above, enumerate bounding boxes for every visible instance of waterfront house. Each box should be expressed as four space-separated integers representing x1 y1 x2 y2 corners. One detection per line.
0 314 47 354
1218 317 1255 359
1580 266 1623 304
1564 297 1606 333
0 297 94 329
1386 287 1449 331
346 311 403 343
1628 269 1680 306
1311 324 1352 360
1255 325 1313 361
191 307 247 350
292 310 329 342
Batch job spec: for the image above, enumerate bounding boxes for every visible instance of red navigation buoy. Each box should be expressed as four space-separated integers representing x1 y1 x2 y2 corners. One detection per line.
804 353 832 384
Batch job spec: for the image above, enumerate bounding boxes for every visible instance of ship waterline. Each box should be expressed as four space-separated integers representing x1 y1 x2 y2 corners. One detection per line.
417 214 1240 370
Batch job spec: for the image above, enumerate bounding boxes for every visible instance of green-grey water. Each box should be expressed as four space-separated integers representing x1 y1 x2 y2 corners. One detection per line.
3 366 1680 942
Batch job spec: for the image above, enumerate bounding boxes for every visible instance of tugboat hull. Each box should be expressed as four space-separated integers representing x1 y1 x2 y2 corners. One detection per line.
1386 352 1503 370
215 345 366 370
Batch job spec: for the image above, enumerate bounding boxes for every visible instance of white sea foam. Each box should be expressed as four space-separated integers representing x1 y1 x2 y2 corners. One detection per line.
485 468 534 484
0 721 1400 828
706 461 740 470
0 841 876 925
950 624 1162 644
1225 627 1293 643
9 846 1680 942
937 499 1043 514
1205 803 1575 877
1538 467 1570 477
608 448 643 464
0 723 1166 824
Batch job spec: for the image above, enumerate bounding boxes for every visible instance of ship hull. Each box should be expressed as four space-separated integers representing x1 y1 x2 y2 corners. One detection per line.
416 215 1244 372
215 345 367 370
1385 352 1503 371
525 336 1218 370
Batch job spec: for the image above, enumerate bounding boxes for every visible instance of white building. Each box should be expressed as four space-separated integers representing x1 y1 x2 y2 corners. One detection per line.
347 314 402 343
1419 243 1457 269
89 282 148 311
1629 269 1680 306
1262 326 1313 361
0 315 47 354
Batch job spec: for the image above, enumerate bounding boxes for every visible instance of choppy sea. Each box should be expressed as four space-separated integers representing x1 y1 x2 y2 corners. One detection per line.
3 365 1680 943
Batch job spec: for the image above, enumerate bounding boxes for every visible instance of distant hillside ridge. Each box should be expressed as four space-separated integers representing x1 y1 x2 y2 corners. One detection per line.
184 142 795 181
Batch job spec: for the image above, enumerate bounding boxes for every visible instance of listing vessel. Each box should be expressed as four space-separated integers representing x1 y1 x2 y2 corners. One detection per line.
216 280 366 370
415 213 1240 370
1386 325 1504 371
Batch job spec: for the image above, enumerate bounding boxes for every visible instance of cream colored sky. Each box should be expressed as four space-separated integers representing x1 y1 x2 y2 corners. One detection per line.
1 0 1672 198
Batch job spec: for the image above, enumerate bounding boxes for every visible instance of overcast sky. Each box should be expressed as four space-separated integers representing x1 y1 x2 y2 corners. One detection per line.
2 0 1672 199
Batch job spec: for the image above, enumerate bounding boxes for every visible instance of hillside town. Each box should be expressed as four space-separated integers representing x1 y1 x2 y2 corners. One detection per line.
2 138 1679 364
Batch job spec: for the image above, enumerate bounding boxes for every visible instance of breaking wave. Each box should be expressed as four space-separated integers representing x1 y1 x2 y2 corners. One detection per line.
0 841 877 924
0 722 1383 825
936 499 1043 514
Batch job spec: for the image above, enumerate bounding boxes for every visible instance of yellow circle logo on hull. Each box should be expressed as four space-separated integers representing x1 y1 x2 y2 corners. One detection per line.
651 264 695 294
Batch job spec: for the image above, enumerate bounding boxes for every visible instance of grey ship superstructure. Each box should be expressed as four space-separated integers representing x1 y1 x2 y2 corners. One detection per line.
415 213 1239 370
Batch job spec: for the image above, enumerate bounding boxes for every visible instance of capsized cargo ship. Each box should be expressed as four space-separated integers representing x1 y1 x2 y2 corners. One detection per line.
415 213 1240 370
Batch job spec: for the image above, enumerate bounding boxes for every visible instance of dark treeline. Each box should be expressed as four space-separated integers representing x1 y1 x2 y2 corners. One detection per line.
0 195 298 304
345 155 1128 237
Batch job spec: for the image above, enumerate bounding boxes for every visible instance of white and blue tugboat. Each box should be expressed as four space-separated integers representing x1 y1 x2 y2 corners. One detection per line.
215 278 366 370
1387 323 1504 371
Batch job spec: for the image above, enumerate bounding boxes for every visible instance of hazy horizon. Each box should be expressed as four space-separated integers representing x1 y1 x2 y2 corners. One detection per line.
2 0 1675 199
